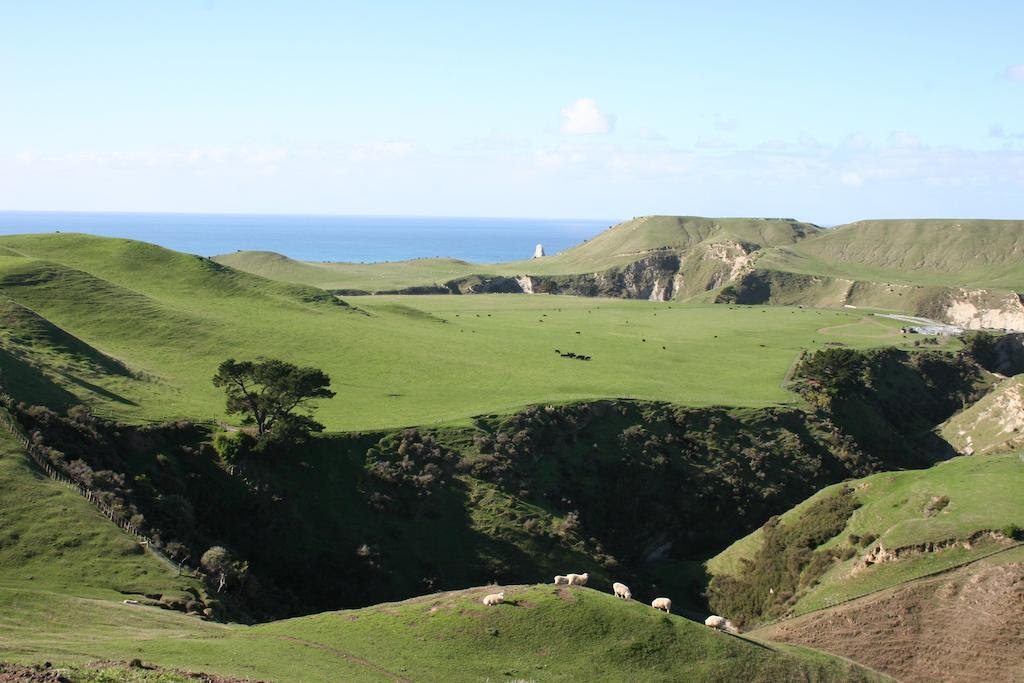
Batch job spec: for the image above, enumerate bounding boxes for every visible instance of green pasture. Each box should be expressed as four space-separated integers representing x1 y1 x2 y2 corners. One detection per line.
0 233 933 431
757 219 1024 290
0 582 883 682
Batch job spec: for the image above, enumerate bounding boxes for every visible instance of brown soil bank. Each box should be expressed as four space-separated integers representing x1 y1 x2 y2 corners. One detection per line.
753 557 1024 683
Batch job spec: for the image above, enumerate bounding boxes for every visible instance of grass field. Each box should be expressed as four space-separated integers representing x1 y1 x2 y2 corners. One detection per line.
757 219 1024 290
0 582 884 682
0 431 198 598
707 453 1024 616
0 233 944 431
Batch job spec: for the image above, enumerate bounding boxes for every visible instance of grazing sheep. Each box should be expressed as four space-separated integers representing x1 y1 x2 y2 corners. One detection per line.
482 591 505 606
567 572 589 586
705 615 727 629
554 575 570 586
651 597 671 613
612 582 631 600
122 599 140 605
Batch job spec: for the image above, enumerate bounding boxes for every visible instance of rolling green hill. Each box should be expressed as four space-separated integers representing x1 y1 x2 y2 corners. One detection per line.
0 232 942 430
706 453 1023 624
214 216 821 294
0 425 882 681
0 581 886 682
758 219 1024 290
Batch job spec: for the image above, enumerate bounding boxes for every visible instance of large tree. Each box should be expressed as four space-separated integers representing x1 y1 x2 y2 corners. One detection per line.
212 358 335 446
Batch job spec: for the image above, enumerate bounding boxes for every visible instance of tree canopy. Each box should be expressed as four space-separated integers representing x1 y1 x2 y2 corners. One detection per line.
212 358 335 447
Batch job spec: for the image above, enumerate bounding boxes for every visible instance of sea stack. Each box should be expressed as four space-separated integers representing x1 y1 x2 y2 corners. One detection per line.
533 243 545 259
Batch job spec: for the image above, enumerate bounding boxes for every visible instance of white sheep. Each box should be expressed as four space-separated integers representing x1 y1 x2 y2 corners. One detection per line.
482 591 505 606
612 582 631 600
122 599 140 605
705 615 727 629
651 597 671 613
567 572 589 586
553 575 570 586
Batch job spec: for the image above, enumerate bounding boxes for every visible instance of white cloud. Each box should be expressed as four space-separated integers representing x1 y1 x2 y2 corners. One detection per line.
350 141 414 162
560 98 613 135
1007 64 1024 82
840 171 864 187
713 112 738 132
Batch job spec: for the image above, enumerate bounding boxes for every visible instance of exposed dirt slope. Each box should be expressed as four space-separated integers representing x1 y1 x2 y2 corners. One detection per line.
753 555 1024 683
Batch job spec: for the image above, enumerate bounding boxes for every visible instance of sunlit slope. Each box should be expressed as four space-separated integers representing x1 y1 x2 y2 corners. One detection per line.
0 582 884 682
0 233 938 430
939 376 1024 455
758 219 1024 289
216 216 821 292
707 454 1023 617
213 250 482 291
514 215 820 273
0 430 198 599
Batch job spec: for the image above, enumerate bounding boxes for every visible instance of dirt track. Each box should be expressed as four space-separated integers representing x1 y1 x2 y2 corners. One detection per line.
754 558 1024 682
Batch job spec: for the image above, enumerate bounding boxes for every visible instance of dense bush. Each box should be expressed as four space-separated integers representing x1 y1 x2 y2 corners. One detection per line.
365 429 457 518
706 487 860 627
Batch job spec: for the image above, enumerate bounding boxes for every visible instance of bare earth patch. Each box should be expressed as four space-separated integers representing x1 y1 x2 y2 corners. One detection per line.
754 559 1024 683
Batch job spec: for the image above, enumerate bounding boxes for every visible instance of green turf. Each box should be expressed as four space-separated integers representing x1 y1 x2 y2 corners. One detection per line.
0 583 884 682
707 453 1024 616
0 430 199 600
0 233 943 431
757 219 1024 289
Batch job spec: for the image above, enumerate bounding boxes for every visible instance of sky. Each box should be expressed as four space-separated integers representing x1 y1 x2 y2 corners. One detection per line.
1 1 1022 223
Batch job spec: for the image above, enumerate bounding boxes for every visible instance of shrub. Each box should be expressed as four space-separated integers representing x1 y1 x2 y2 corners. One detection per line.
212 431 254 464
707 487 860 627
860 533 878 547
1001 524 1023 541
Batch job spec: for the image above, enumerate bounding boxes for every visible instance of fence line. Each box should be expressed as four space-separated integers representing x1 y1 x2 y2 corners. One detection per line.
0 391 196 578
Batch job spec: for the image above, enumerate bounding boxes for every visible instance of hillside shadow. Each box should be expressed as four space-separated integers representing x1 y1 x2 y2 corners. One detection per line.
0 346 79 408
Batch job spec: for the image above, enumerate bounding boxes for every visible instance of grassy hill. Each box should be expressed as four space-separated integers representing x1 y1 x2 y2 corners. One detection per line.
757 219 1024 290
0 429 199 602
215 216 821 293
0 427 882 680
706 453 1023 624
0 232 944 431
1 582 885 682
213 251 484 292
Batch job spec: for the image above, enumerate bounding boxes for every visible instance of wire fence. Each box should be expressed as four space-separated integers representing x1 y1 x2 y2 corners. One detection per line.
0 391 197 578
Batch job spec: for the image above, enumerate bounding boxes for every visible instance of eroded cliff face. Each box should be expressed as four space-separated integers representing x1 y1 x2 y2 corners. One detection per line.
933 289 1024 332
526 253 684 300
701 241 760 291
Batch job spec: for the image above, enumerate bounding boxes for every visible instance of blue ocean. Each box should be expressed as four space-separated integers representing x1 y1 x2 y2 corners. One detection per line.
0 212 615 264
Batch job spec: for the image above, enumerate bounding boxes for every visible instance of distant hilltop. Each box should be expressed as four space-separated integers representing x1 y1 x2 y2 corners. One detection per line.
214 215 1024 331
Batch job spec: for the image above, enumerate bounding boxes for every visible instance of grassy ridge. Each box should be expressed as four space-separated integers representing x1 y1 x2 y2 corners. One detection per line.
214 216 821 292
758 219 1024 289
0 583 884 682
707 454 1024 618
0 233 936 431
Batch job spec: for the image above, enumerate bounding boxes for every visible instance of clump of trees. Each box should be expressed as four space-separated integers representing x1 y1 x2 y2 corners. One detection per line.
201 545 250 594
706 487 861 627
365 429 456 518
212 358 335 453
